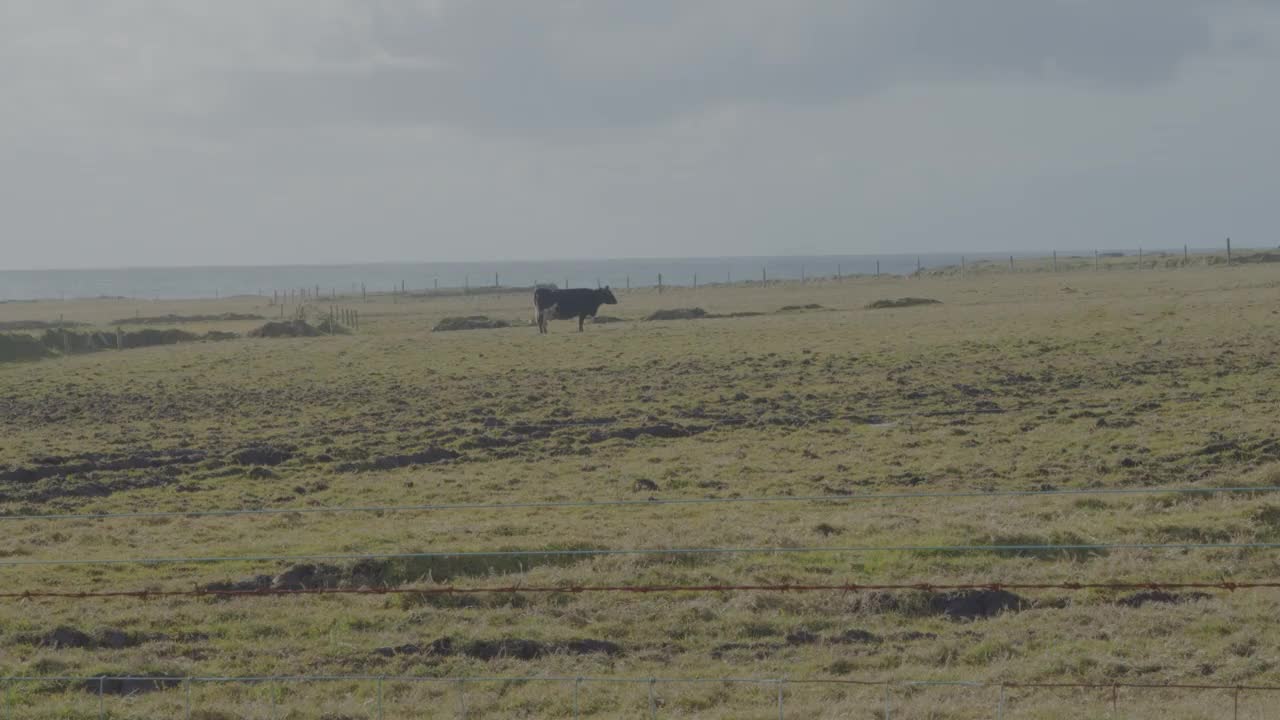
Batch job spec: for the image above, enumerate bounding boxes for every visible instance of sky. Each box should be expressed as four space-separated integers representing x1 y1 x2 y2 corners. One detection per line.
2 0 1278 270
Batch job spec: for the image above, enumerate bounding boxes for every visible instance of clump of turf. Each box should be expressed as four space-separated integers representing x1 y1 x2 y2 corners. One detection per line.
866 297 941 309
432 316 511 332
249 320 321 338
646 308 708 321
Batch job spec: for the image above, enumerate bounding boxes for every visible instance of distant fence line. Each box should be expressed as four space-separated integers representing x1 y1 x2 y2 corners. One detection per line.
250 240 1258 303
4 673 1276 719
4 485 1279 523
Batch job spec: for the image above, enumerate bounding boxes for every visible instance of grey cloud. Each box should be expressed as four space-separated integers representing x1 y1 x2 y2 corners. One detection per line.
206 0 1223 135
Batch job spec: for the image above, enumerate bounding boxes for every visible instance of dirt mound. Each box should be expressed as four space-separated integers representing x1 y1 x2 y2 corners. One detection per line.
866 297 942 310
1117 590 1212 608
374 637 621 661
930 589 1028 619
29 626 147 650
80 677 182 696
249 320 321 338
586 423 704 443
432 316 511 332
646 308 707 321
111 313 262 326
229 445 294 466
39 626 92 649
335 446 460 473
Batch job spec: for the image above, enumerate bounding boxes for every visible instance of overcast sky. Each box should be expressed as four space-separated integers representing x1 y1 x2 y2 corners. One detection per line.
2 1 1278 270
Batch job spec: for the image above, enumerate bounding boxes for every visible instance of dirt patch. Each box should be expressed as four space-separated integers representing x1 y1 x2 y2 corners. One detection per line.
1117 590 1212 608
248 320 321 338
111 313 262 326
646 308 707 321
866 297 942 310
0 449 209 501
432 316 511 332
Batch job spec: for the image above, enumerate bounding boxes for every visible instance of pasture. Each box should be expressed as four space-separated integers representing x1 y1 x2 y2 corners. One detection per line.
3 261 1280 718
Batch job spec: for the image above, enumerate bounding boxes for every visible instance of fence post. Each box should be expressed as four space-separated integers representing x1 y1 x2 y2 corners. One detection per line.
876 260 880 277
457 679 466 720
573 677 581 719
98 677 105 720
648 679 657 719
883 686 891 720
377 676 384 720
185 678 192 720
693 273 697 290
1110 684 1117 717
1095 250 1099 271
1009 255 1014 272
6 680 13 720
495 273 500 288
658 274 663 294
777 680 785 720
626 275 630 291
1226 237 1232 265
916 257 922 275
1053 250 1058 272
836 264 841 280
1233 686 1239 720
1138 247 1143 270
762 267 767 284
960 256 965 278
1184 244 1189 265
996 684 1005 720
801 265 806 283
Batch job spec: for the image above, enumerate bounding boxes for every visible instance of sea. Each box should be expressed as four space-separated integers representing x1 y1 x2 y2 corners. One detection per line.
0 251 1100 302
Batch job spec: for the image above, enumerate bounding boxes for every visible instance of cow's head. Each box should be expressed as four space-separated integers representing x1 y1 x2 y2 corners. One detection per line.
599 286 618 304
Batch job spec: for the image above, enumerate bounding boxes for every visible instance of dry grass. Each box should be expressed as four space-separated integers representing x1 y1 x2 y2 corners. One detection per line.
3 261 1280 717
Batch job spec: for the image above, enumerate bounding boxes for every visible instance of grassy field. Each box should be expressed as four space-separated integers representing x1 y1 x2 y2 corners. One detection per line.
3 259 1280 718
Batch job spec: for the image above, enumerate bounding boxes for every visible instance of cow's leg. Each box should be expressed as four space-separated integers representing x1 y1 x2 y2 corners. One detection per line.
579 314 585 332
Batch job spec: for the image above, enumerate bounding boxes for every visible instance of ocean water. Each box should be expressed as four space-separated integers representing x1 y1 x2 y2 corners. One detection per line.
2 252 1053 301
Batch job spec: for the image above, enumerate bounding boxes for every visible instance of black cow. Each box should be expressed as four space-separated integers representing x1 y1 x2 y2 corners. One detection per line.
534 287 618 333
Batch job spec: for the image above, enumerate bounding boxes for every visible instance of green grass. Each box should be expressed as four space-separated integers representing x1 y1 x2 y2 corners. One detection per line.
3 261 1280 717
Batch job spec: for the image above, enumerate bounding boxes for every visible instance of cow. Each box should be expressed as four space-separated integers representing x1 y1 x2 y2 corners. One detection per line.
534 286 618 334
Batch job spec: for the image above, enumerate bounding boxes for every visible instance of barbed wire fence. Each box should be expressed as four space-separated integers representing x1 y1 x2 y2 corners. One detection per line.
7 484 1280 715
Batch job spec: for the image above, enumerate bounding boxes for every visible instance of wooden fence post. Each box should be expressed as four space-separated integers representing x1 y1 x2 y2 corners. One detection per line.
1053 250 1058 272
1227 237 1232 265
658 274 663 294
